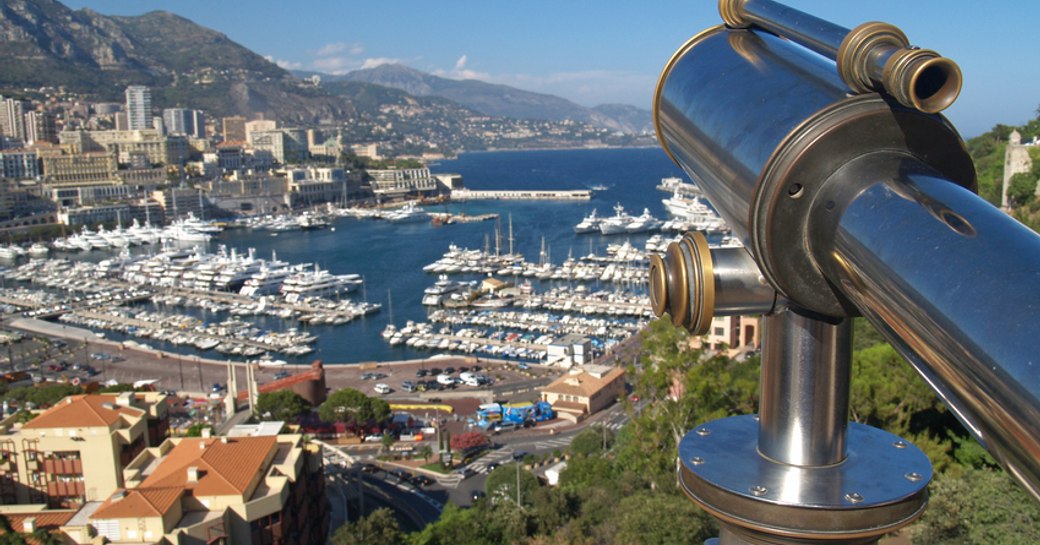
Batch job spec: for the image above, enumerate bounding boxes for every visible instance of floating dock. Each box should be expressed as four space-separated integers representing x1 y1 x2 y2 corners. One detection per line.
450 189 591 201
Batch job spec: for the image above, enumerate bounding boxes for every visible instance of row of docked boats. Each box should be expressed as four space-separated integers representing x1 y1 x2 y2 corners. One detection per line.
574 204 664 235
421 242 651 285
49 214 224 253
237 210 332 231
572 177 729 236
118 245 363 302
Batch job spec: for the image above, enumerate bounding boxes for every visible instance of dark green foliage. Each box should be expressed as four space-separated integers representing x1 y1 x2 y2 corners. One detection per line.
2 384 82 410
331 507 403 545
911 468 1040 544
485 463 541 508
318 387 389 424
568 425 614 457
255 390 311 422
1007 171 1038 207
184 423 213 437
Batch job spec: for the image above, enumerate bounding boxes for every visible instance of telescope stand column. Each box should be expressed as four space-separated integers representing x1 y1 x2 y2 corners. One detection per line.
679 308 931 545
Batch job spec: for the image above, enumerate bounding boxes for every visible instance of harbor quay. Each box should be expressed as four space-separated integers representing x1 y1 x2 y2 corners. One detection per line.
4 316 562 403
449 188 592 200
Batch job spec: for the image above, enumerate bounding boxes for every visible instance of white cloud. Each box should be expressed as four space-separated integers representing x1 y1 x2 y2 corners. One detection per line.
360 57 403 70
317 42 365 57
264 55 302 70
432 54 490 81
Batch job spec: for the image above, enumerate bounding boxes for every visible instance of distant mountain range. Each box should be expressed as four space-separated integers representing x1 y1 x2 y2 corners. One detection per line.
0 0 652 141
301 64 652 134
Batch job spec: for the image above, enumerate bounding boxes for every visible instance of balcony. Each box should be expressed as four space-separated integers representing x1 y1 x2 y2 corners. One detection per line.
43 458 82 475
46 480 85 497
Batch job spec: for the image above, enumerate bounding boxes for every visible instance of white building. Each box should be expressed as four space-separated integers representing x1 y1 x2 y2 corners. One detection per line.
124 86 151 131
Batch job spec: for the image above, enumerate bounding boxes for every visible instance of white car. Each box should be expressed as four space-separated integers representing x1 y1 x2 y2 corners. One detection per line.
374 383 391 394
436 373 455 385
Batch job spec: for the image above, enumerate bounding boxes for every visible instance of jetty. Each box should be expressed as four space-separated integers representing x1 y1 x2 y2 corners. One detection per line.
450 189 591 201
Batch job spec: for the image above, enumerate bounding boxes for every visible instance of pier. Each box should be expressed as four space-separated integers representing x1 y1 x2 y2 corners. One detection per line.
450 189 591 201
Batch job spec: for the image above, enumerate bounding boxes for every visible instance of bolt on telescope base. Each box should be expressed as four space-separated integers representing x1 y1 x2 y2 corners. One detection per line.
679 415 931 544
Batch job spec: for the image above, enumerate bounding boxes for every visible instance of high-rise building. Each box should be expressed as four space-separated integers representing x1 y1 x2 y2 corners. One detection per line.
222 115 246 142
163 108 206 139
24 110 57 144
124 85 151 131
0 98 27 141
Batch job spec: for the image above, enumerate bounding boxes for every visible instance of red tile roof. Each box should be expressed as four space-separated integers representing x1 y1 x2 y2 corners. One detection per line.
23 395 143 430
3 510 75 530
91 487 183 520
140 436 278 496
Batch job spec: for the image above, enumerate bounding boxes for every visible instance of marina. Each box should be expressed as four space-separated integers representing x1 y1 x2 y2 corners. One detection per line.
0 148 700 365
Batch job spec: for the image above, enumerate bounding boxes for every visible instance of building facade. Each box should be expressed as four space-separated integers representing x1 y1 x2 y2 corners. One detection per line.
0 393 169 508
125 86 152 131
85 434 328 544
540 365 625 421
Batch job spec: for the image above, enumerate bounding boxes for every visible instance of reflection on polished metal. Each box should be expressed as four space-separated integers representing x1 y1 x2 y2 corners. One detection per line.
648 231 775 334
679 416 931 543
653 0 1040 543
758 310 850 467
717 0 961 113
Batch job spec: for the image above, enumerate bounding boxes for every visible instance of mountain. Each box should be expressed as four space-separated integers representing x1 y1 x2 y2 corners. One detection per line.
0 0 352 123
0 0 653 151
323 63 653 134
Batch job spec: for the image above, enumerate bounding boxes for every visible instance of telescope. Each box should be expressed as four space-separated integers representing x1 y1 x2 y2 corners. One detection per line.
649 0 1040 543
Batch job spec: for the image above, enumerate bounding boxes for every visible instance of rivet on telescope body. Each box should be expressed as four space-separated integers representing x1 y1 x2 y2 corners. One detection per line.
892 440 908 449
691 456 706 466
696 427 711 437
750 485 768 497
905 472 924 482
844 492 865 504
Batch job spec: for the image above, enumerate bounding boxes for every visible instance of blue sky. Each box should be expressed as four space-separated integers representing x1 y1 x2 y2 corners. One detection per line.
62 0 1039 137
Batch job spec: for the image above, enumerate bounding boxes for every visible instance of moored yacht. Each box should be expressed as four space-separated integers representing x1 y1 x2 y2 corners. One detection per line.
599 204 634 235
574 209 604 234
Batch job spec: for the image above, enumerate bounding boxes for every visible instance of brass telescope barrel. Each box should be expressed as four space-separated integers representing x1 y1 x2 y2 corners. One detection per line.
718 0 962 114
654 2 1040 501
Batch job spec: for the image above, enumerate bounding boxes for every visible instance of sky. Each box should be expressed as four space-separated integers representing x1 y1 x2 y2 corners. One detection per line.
60 0 1040 138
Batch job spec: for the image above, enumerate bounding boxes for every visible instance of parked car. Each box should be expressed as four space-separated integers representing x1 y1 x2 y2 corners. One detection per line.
416 369 428 377
494 422 519 433
374 383 391 395
411 474 434 487
360 463 380 473
401 381 417 392
470 490 486 502
274 371 290 379
512 450 529 461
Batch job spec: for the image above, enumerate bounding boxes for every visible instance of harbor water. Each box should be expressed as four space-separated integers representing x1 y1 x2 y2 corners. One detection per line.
55 147 689 364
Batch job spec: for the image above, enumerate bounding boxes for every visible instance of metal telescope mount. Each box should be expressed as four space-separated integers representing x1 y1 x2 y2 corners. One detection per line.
649 1 1040 544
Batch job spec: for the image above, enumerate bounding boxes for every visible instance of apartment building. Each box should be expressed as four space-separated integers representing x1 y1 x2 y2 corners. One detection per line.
82 434 328 544
540 364 626 421
0 393 169 508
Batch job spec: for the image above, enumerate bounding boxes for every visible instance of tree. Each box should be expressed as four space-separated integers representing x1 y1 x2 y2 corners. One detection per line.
450 431 489 452
568 426 614 457
331 507 402 545
2 384 82 409
614 491 716 545
318 388 390 425
185 423 213 437
255 390 311 422
911 467 1040 544
1007 171 1038 207
485 463 540 508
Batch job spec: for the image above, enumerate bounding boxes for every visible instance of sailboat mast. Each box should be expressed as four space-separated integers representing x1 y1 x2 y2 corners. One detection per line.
508 214 514 256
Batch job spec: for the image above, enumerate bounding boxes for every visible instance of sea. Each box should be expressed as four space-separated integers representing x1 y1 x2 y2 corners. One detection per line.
75 147 689 365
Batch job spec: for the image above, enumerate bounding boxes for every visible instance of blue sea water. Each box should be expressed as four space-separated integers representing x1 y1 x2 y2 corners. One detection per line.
133 147 687 364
